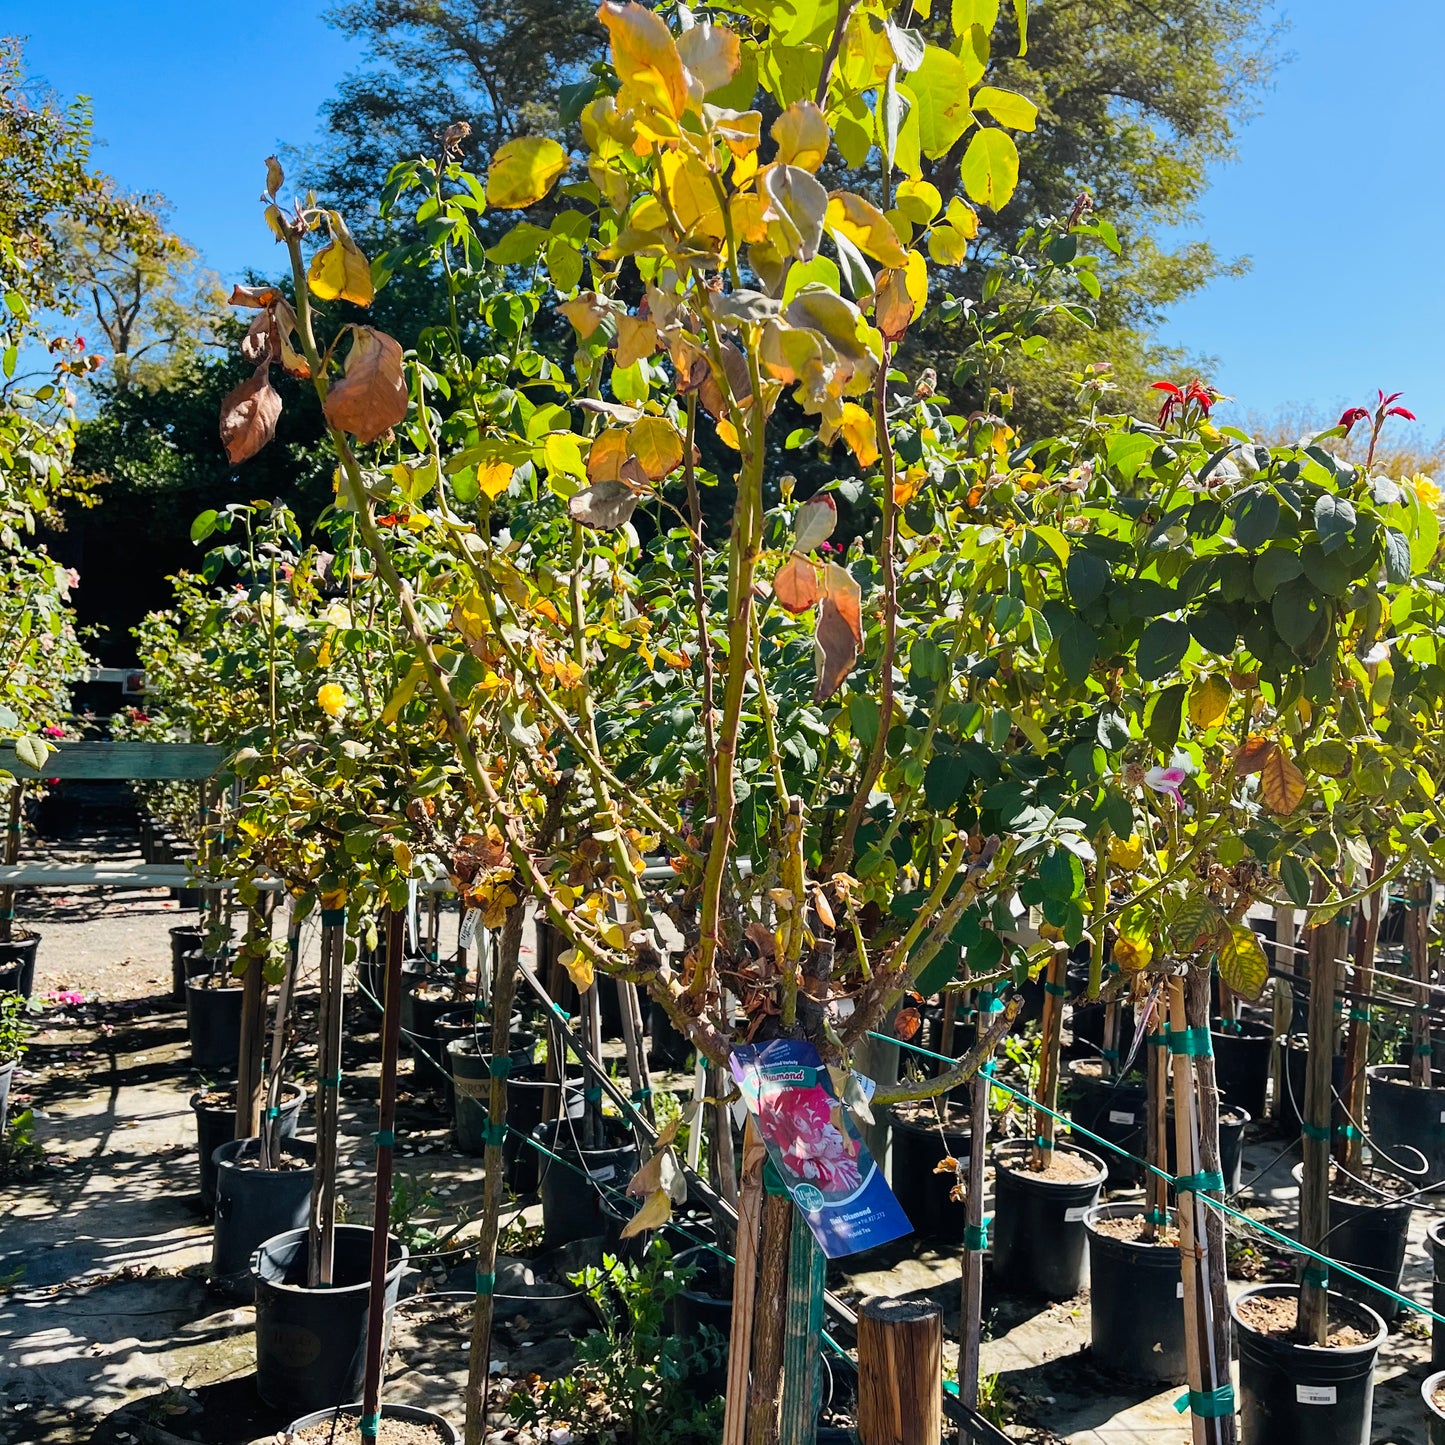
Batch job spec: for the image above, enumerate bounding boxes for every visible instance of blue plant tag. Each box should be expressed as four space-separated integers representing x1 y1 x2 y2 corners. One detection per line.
730 1038 912 1258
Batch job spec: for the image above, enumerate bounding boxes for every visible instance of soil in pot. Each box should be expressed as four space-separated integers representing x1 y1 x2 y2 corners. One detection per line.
285 1405 456 1445
1421 1370 1445 1445
887 1100 971 1241
1084 1203 1186 1384
1232 1282 1386 1445
991 1140 1107 1299
1066 1058 1146 1185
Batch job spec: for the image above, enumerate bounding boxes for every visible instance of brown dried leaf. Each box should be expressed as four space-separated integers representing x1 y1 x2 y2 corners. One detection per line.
576 397 645 424
568 479 642 530
620 1187 672 1239
219 365 282 464
322 327 408 445
1233 734 1275 775
773 555 820 614
894 1007 922 1041
933 1155 960 1175
229 283 282 309
812 561 863 702
615 313 658 369
240 310 274 365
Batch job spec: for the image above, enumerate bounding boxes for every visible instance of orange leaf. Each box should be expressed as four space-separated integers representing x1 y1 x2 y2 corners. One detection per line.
587 428 631 483
894 1007 921 1041
774 555 820 614
1260 743 1307 815
219 365 282 464
813 561 863 702
322 327 408 445
1233 734 1275 775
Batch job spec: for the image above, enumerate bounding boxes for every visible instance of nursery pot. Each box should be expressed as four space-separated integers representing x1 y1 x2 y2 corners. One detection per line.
1276 1038 1343 1138
1430 1219 1445 1368
0 933 39 997
1422 1369 1445 1445
990 1138 1107 1299
1083 1203 1187 1384
185 975 244 1073
1166 1106 1250 1195
1289 1162 1413 1323
421 1006 525 1098
1065 1058 1146 1185
648 998 693 1071
534 1117 640 1247
670 1246 733 1397
191 1083 304 1212
251 1224 407 1415
211 1136 316 1298
399 967 461 1065
449 1039 577 1190
1232 1282 1385 1445
1211 1018 1273 1119
1367 1064 1445 1183
0 1057 14 1134
284 1404 457 1444
168 925 205 1002
886 1102 971 1242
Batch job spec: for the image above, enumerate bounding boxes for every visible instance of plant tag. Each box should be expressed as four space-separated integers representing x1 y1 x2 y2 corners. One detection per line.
1064 1205 1089 1222
1439 1108 1445 1124
588 1165 616 1182
1296 1385 1335 1405
458 908 480 949
1177 1281 1185 1298
1108 1109 1135 1124
406 878 420 953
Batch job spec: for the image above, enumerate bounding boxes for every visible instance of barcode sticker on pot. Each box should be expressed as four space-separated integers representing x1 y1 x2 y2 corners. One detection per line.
1439 1108 1445 1124
1296 1385 1336 1405
1064 1206 1089 1222
1108 1109 1135 1124
588 1165 616 1182
1177 1282 1185 1298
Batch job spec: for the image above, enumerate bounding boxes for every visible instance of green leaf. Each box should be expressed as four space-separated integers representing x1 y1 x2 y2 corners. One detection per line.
1103 431 1154 482
847 694 880 749
1219 922 1269 1002
1137 619 1191 680
1383 527 1412 585
1189 603 1237 656
958 128 1019 210
1233 489 1280 550
1144 682 1186 748
1279 855 1312 908
1066 550 1110 607
1271 578 1326 650
1012 0 1029 54
906 46 976 158
13 735 50 771
1407 489 1441 571
190 509 219 544
970 85 1037 131
924 751 970 810
1054 614 1097 686
1251 547 1303 599
1313 493 1356 554
1028 524 1070 565
1039 846 1083 901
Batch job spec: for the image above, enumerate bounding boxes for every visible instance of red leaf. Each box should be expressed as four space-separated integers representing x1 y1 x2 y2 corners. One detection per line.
219 365 282 464
1388 406 1416 421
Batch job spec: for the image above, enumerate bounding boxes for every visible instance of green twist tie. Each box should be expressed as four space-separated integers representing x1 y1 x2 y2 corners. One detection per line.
1301 1264 1330 1289
1043 982 1068 997
1299 1120 1332 1142
977 991 1004 1013
1419 1043 1435 1057
266 1106 280 1120
1034 1136 1055 1150
488 1057 512 1079
763 1160 790 1196
1167 1027 1212 1057
584 1086 602 1103
978 1060 996 1077
321 1071 343 1089
1148 1034 1168 1047
964 1218 991 1250
1337 1123 1360 1140
484 1122 507 1147
1176 1170 1224 1194
1147 1208 1171 1225
360 1413 381 1439
1174 1386 1235 1419
320 908 346 926
475 1270 495 1296
632 1087 653 1102
1101 1049 1119 1063
1349 1008 1371 1022
372 1129 396 1148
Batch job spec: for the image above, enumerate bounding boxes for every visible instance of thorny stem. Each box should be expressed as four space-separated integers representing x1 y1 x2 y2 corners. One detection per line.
684 391 718 817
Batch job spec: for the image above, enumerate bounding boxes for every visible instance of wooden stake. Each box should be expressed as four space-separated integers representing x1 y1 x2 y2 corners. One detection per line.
260 904 299 1170
1269 905 1296 1125
709 1061 738 1210
722 1120 766 1445
360 910 407 1434
235 901 272 1141
309 908 347 1287
747 1187 793 1445
1409 885 1432 1088
779 1208 825 1445
857 1297 942 1445
958 985 994 1427
1031 949 1067 1170
1339 862 1382 1171
1144 993 1169 1238
0 783 22 945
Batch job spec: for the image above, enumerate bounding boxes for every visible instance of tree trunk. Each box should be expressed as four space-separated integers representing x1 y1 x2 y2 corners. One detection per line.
1338 862 1382 1171
0 782 22 944
308 908 347 1287
1031 950 1067 1170
746 1190 793 1445
957 984 994 1429
234 901 271 1141
722 1121 766 1445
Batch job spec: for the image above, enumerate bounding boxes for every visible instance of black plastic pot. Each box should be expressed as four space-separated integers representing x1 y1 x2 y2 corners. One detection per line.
251 1225 407 1415
1211 1018 1273 1119
1430 1219 1445 1368
419 1005 525 1097
887 1103 970 1241
990 1139 1106 1299
670 1246 733 1396
211 1137 316 1298
1232 1282 1385 1445
534 1117 640 1246
450 1041 579 1191
1166 1107 1250 1195
1276 1039 1343 1138
1367 1065 1445 1182
0 933 39 997
1422 1369 1445 1445
0 1058 13 1133
1066 1059 1146 1185
1289 1163 1413 1323
285 1404 457 1443
168 925 205 1002
399 967 458 1061
191 1083 304 1212
648 998 693 1071
185 976 243 1073
1083 1203 1187 1384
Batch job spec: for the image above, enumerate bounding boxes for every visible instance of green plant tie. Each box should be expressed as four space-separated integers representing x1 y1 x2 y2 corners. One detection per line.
1420 1043 1435 1056
977 991 1003 1013
484 1122 506 1147
475 1270 495 1296
1043 982 1068 997
1148 1034 1167 1047
320 908 346 926
1174 1386 1235 1419
372 1129 396 1148
1167 1027 1212 1057
1302 1264 1330 1289
978 1060 996 1077
1299 1120 1332 1142
584 1086 602 1103
763 1160 790 1196
632 1086 653 1102
1349 1008 1371 1021
1217 1019 1242 1035
266 1106 280 1120
1100 1049 1119 1063
1034 1136 1054 1149
321 1071 343 1089
487 1057 512 1079
1337 1123 1359 1140
360 1412 380 1439
1175 1170 1224 1194
963 1218 991 1250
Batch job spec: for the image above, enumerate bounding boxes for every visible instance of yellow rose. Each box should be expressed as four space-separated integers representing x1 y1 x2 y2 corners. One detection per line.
317 683 348 718
1113 933 1153 973
1108 833 1145 871
1411 473 1441 509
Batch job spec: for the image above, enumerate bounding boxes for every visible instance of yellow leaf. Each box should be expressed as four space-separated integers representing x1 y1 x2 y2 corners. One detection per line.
486 136 568 210
628 414 684 479
543 431 587 481
307 212 374 306
558 946 594 993
1187 674 1232 730
873 250 928 342
1113 933 1153 973
1219 923 1269 1002
676 20 741 94
825 191 908 268
1260 743 1307 814
587 428 632 483
615 314 658 368
729 190 770 244
895 178 943 225
598 0 689 124
839 401 879 467
926 222 970 266
771 99 831 171
477 458 515 500
659 149 727 238
1108 833 1144 871
620 1187 673 1239
381 660 425 723
716 416 740 450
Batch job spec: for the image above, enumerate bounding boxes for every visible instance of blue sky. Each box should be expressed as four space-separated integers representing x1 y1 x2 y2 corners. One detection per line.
12 1 1442 434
